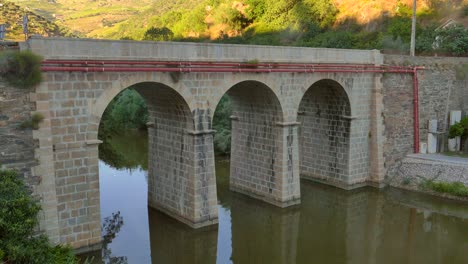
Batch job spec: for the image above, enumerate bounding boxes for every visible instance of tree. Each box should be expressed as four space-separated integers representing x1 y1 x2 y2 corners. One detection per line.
213 95 232 155
448 117 468 152
143 27 174 41
0 169 78 263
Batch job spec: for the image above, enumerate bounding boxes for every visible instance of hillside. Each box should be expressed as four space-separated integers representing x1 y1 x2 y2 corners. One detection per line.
0 0 74 41
9 0 467 38
5 0 468 55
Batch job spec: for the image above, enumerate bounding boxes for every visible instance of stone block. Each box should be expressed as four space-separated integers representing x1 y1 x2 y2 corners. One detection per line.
420 142 427 154
448 111 462 151
428 120 438 133
427 133 438 154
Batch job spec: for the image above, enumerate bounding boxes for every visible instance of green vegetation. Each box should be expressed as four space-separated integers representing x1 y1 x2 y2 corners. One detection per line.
0 0 75 41
0 169 78 263
213 95 232 155
421 179 468 197
98 88 233 157
99 130 149 170
442 152 468 158
7 0 466 55
19 112 45 130
448 116 468 152
99 89 148 137
143 27 174 41
0 51 42 89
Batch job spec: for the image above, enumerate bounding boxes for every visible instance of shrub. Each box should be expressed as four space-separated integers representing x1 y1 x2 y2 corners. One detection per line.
0 169 78 263
143 27 174 41
421 179 468 197
0 51 43 89
19 112 44 130
448 116 468 151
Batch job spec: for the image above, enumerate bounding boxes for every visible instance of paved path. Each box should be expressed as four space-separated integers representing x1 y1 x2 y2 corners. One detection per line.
407 154 468 166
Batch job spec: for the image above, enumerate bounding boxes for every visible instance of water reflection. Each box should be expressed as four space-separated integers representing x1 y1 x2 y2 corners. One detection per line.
149 209 218 264
99 130 148 170
85 131 468 264
102 212 127 264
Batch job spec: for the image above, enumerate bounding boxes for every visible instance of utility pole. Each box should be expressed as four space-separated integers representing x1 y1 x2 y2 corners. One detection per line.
410 0 417 56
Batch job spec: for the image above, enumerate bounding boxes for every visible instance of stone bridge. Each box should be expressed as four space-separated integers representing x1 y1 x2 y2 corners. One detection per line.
24 37 389 251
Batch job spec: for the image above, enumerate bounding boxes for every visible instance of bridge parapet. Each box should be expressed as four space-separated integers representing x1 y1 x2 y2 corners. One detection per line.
23 37 383 65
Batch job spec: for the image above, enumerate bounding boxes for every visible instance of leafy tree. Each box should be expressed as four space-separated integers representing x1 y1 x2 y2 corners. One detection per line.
448 116 468 152
245 0 266 20
415 24 438 54
387 16 413 43
434 25 468 56
213 95 232 155
172 4 207 37
214 2 250 33
99 88 149 137
304 30 356 49
101 212 127 263
0 169 78 263
143 27 174 41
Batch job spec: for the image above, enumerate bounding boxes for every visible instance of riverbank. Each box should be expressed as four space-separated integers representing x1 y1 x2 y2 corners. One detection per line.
388 154 468 202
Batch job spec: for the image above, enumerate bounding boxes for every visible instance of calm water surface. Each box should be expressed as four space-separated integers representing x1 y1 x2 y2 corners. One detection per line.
83 130 468 264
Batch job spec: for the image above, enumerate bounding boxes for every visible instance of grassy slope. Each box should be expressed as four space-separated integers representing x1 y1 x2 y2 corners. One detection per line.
7 0 468 40
0 0 74 41
10 0 155 35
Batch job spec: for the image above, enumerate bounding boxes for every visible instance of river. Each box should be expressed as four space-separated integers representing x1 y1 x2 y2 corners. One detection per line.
80 130 468 264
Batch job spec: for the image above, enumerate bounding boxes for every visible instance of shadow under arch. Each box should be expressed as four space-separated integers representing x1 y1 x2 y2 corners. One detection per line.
297 79 352 186
212 80 299 206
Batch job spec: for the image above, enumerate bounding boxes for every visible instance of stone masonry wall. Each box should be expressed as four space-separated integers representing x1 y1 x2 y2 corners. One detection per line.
23 37 386 250
0 81 38 179
228 82 288 205
383 55 468 178
392 156 468 188
298 79 351 185
136 83 218 228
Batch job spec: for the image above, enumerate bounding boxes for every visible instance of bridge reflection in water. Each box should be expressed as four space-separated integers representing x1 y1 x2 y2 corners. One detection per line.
80 132 467 264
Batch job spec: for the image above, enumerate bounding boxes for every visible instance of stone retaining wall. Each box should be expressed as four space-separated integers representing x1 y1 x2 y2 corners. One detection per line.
388 156 468 189
382 55 468 179
0 81 38 185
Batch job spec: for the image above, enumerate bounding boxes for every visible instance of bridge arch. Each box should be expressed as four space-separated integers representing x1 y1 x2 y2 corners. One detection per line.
91 74 194 121
212 80 299 206
209 76 285 121
297 79 352 186
90 80 217 230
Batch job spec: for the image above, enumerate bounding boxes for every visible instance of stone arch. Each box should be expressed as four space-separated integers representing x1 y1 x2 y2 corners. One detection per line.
209 75 285 121
297 79 352 186
214 80 293 205
88 79 218 228
91 74 193 122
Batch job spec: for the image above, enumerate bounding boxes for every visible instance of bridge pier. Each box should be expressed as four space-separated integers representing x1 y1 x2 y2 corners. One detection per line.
228 82 301 207
147 127 218 228
140 85 219 229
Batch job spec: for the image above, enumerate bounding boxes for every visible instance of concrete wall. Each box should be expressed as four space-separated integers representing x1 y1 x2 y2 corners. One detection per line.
382 55 468 178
